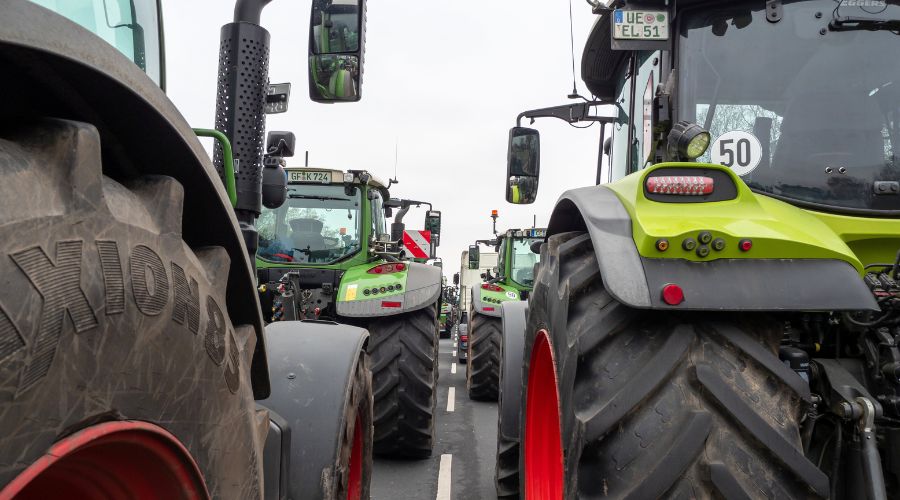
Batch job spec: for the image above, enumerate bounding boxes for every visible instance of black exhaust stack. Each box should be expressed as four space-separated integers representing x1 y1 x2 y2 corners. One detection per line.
213 0 273 260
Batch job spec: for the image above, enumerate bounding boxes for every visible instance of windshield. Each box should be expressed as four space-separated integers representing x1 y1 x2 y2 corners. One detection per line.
678 0 900 213
30 0 163 86
258 184 362 264
510 238 541 287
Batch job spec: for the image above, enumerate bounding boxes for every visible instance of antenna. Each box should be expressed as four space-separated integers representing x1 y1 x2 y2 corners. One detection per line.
567 0 579 99
389 137 399 186
304 150 309 167
533 215 537 228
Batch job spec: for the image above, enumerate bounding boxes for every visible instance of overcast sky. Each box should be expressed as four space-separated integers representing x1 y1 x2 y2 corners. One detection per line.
163 1 605 278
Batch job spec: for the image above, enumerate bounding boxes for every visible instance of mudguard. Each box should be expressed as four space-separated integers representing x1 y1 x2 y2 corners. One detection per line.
498 301 528 444
337 261 441 317
547 181 878 312
0 1 269 396
258 320 368 499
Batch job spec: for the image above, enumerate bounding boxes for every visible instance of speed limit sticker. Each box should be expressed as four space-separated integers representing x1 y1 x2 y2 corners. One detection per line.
711 131 763 177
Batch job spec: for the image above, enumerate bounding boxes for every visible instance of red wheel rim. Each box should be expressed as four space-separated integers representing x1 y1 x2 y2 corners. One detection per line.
346 415 363 500
0 420 208 500
524 330 563 499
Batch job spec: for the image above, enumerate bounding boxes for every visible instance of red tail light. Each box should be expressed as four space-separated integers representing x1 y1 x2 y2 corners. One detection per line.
646 176 714 196
460 335 468 342
368 263 407 274
481 283 503 292
483 307 495 312
381 301 402 308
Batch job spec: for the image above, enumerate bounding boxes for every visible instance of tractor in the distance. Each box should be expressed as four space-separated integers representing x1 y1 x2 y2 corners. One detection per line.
497 0 900 498
466 212 544 402
258 166 443 459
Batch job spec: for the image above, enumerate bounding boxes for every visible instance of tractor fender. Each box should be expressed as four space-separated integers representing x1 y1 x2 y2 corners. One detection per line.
498 301 528 442
258 320 368 499
336 261 441 317
471 286 502 317
0 1 269 396
547 185 878 311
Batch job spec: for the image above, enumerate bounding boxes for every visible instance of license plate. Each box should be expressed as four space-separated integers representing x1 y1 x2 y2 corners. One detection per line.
613 10 669 40
528 229 546 238
289 171 333 183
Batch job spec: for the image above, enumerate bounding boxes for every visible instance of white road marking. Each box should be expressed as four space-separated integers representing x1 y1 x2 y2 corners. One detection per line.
447 387 455 412
453 342 457 347
436 454 452 500
452 350 456 357
450 362 457 374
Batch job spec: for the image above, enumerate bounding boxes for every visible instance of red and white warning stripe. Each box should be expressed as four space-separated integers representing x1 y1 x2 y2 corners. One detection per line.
402 230 431 259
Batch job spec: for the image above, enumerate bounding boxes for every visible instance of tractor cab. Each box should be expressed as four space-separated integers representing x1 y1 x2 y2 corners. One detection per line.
494 228 545 291
257 167 442 324
509 0 900 216
257 168 389 266
472 227 546 312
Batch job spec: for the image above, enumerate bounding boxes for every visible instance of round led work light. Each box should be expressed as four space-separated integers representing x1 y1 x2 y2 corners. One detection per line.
667 121 711 160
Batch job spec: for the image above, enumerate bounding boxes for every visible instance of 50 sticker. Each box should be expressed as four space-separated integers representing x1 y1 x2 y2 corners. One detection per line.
711 131 763 177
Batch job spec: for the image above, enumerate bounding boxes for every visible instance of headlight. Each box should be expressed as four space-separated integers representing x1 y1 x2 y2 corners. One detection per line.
667 121 711 160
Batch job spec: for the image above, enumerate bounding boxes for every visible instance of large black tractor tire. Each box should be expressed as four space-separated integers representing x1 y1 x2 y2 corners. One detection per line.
0 120 263 498
519 231 829 499
367 305 438 458
467 312 501 401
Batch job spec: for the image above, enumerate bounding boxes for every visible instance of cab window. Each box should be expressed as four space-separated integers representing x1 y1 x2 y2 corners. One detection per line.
610 56 634 182
369 189 387 240
610 51 660 181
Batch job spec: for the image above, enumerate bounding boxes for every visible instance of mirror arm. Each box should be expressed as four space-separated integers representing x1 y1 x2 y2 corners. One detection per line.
516 101 616 127
234 0 273 24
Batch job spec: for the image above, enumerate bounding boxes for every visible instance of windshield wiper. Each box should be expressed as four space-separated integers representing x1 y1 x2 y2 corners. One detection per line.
830 16 900 33
288 194 350 202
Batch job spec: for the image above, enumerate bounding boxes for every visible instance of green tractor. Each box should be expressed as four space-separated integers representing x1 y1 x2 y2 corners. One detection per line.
440 298 453 338
497 0 900 498
0 0 376 498
466 220 545 402
443 283 460 338
257 166 443 459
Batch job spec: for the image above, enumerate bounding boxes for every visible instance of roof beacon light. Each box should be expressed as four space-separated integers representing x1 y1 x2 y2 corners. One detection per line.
646 176 714 196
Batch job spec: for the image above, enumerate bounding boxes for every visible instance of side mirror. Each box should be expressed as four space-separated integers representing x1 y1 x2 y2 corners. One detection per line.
309 0 366 103
266 131 296 157
453 272 460 286
468 245 480 270
425 210 441 235
425 210 441 248
506 127 540 204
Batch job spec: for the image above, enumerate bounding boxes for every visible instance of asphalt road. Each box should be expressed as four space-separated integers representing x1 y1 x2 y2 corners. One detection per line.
371 336 499 500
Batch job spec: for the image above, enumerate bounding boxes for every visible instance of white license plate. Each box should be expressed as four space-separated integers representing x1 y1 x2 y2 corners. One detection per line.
613 10 669 40
289 171 333 183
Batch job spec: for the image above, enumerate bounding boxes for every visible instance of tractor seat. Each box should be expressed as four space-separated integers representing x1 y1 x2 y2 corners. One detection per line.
515 268 534 284
289 218 327 252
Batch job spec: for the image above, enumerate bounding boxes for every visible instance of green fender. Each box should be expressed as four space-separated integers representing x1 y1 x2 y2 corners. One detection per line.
336 261 441 317
471 284 520 318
